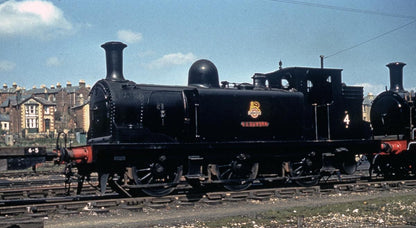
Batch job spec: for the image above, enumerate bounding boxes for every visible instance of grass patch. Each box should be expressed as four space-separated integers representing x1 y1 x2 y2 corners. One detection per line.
202 194 416 227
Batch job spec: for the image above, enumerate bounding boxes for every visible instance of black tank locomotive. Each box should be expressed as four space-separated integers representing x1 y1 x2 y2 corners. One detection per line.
89 42 305 143
60 42 379 197
371 62 414 136
370 62 416 177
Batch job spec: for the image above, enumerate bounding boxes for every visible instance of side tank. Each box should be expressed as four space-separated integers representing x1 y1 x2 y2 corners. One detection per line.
187 59 305 141
195 88 305 141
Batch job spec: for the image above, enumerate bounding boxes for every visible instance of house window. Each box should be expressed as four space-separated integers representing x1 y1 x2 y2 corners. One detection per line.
26 118 38 129
45 119 50 130
45 107 50 114
25 105 38 115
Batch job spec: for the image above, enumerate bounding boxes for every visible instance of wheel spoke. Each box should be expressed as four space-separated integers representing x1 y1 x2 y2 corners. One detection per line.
220 169 232 179
293 167 302 175
139 172 151 182
290 159 320 187
217 159 258 191
137 168 151 172
147 177 154 184
138 164 183 197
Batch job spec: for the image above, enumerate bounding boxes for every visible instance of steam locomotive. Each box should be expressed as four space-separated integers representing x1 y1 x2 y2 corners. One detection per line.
370 62 416 178
59 41 381 197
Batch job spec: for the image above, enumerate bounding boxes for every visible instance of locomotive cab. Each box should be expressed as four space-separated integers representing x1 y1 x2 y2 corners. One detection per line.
262 67 369 140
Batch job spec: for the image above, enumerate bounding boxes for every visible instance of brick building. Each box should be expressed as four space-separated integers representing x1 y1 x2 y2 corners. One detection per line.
72 101 90 133
54 81 90 133
0 114 10 133
0 80 90 138
0 83 19 102
19 96 56 136
362 93 375 122
0 83 20 114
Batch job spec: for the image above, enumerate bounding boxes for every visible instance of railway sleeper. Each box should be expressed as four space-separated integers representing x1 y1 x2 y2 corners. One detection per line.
122 182 179 189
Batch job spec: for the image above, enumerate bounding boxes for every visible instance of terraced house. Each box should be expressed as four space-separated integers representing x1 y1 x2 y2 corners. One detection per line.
0 81 90 138
20 96 56 135
0 114 10 133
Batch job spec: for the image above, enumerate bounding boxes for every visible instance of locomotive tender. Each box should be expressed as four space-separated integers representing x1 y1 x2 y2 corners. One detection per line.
60 41 380 197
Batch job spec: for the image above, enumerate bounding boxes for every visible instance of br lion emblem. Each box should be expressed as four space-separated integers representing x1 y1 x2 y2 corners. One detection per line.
248 101 262 119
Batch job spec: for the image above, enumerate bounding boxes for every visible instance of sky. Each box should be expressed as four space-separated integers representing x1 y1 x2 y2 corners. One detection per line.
0 0 415 95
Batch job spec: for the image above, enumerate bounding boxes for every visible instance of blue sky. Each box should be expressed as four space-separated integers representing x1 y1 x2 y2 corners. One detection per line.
0 0 415 95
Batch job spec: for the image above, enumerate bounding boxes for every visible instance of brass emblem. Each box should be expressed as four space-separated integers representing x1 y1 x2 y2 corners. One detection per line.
248 101 262 119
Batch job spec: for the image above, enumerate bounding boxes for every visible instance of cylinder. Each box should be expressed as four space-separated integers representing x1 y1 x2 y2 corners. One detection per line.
386 62 406 92
101 41 127 82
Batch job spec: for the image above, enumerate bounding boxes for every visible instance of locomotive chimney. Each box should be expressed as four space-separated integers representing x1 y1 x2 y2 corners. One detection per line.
387 62 406 92
101 41 127 82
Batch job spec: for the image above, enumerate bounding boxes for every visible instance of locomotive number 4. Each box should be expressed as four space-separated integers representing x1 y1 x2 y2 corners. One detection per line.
343 112 350 128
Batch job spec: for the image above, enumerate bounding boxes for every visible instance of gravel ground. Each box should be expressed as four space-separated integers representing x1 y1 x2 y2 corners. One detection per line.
45 188 416 228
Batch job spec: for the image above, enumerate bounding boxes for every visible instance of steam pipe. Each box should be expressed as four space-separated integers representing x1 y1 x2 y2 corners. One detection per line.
101 41 127 82
320 55 324 69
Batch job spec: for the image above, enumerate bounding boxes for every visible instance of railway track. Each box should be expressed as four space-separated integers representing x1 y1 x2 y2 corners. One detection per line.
0 170 63 179
1 160 415 227
0 176 66 189
0 182 104 201
0 169 364 201
1 178 416 227
0 161 371 202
